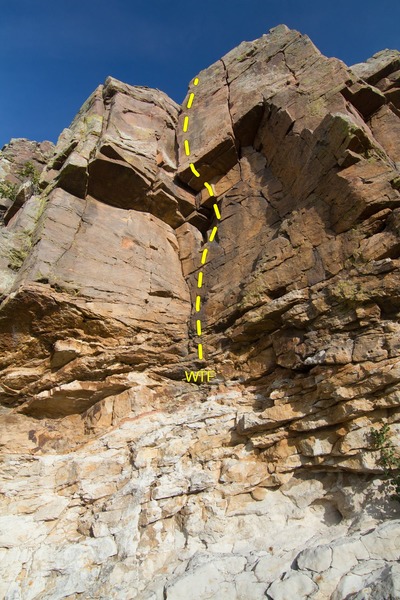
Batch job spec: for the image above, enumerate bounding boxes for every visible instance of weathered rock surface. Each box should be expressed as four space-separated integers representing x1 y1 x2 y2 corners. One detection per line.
1 24 400 599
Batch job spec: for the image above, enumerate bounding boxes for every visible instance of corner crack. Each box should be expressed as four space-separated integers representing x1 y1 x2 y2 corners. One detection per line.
220 58 242 180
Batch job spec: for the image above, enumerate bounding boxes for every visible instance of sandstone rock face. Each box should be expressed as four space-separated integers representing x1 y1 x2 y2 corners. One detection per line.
1 24 400 599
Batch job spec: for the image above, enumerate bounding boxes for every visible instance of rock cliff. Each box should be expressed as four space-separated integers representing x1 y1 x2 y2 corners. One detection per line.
1 24 400 600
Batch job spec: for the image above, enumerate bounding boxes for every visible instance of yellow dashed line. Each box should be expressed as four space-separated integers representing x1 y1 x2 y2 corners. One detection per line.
187 93 195 108
204 182 214 197
196 320 202 336
190 163 200 177
182 76 223 364
213 204 221 219
209 226 218 242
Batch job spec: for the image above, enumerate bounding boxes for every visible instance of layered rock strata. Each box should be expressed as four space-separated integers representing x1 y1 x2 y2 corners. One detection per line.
0 24 399 600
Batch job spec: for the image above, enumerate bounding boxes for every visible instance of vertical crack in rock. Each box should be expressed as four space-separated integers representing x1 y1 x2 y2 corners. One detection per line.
220 57 243 179
51 197 89 277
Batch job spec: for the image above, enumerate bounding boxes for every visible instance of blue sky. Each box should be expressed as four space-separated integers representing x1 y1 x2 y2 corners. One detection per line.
1 0 399 148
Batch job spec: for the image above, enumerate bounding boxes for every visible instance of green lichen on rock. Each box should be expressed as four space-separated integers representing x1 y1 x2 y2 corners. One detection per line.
332 278 370 305
0 180 18 202
7 229 33 271
370 424 400 503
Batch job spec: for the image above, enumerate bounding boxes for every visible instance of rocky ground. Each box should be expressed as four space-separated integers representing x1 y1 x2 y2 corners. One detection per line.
0 24 400 600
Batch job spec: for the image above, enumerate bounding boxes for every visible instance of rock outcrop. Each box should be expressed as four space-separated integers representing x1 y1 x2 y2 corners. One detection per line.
1 24 399 600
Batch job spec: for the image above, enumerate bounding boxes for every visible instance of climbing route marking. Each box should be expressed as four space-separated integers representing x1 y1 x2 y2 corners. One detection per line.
196 320 202 336
204 182 214 197
190 163 200 177
209 226 218 242
182 77 222 365
187 93 195 108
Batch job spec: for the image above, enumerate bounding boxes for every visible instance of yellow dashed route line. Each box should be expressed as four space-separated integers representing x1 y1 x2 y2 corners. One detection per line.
183 76 222 362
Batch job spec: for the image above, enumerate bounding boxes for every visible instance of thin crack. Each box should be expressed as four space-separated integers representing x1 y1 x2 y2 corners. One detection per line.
220 58 242 180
